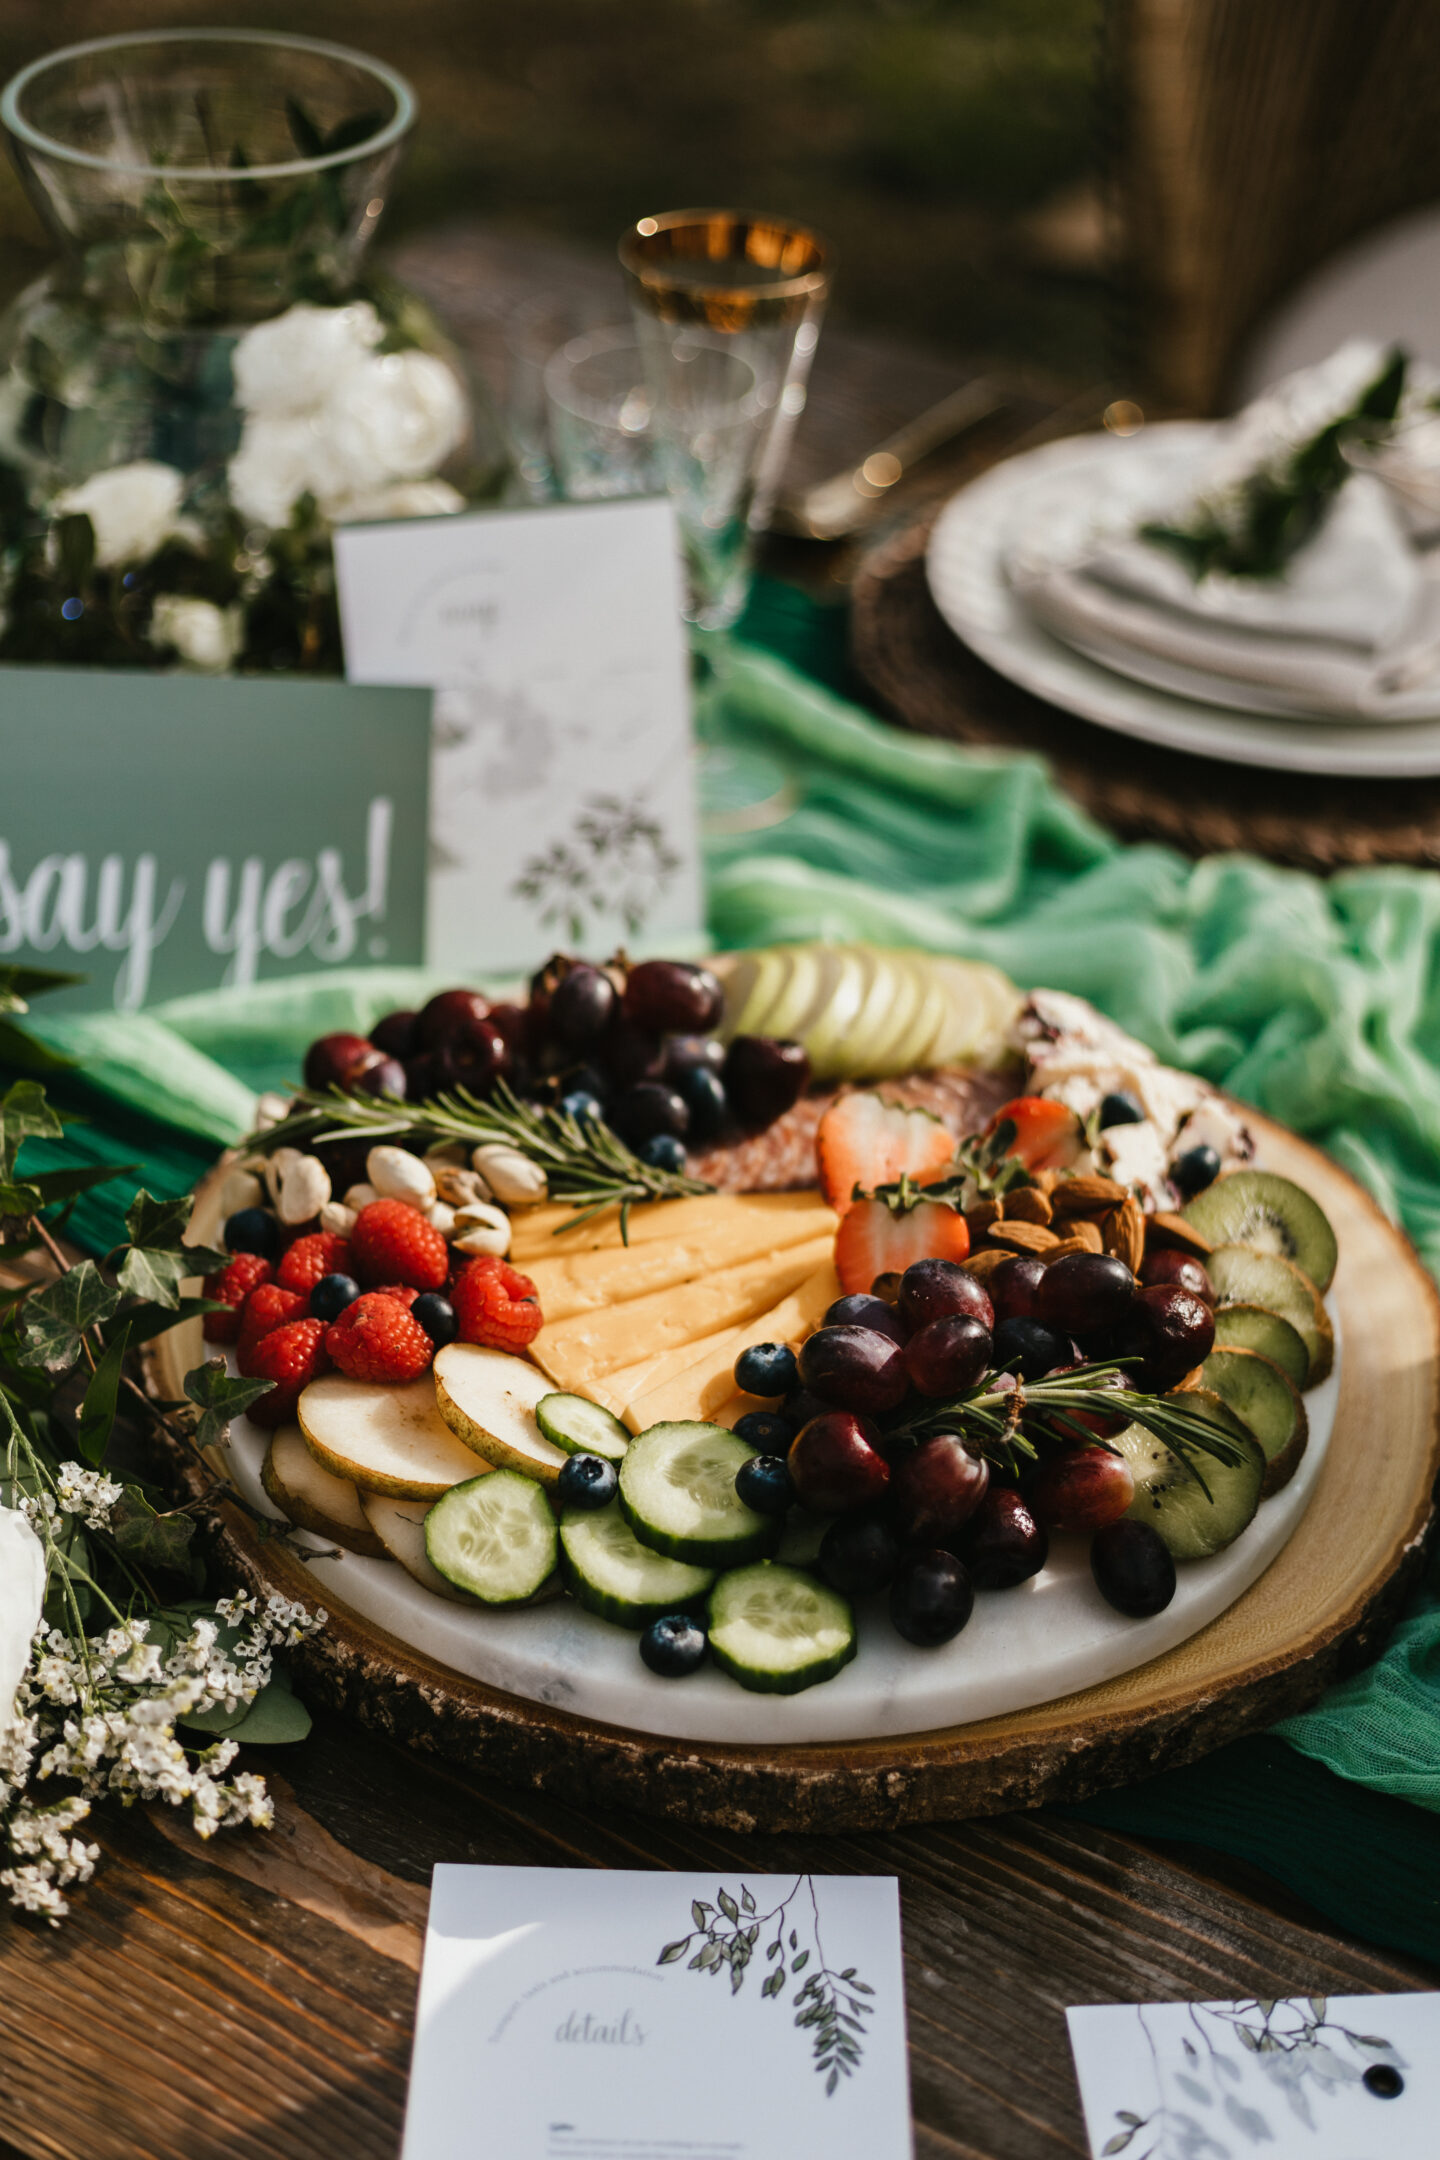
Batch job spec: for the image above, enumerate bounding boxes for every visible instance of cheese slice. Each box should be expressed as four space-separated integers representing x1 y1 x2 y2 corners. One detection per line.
509 1190 826 1266
530 1235 834 1391
516 1193 837 1321
621 1262 840 1432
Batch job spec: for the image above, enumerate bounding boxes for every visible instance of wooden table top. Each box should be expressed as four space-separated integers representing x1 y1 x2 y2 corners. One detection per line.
1 224 1435 2160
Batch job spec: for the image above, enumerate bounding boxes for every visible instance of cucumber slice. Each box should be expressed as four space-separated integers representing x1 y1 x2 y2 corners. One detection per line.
1182 1169 1336 1294
1199 1348 1308 1496
559 1501 715 1627
425 1469 557 1605
1207 1244 1334 1385
361 1491 481 1603
536 1392 630 1462
1114 1393 1265 1559
619 1421 782 1566
707 1563 857 1694
1210 1302 1310 1390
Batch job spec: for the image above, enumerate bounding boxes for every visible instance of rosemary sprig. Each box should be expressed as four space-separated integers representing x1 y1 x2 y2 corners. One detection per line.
241 1078 714 1238
891 1362 1250 1496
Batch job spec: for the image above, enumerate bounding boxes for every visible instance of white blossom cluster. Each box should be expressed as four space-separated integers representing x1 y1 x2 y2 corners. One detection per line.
0 1591 324 1926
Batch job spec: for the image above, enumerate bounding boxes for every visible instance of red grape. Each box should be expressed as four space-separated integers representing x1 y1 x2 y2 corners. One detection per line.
369 1010 419 1060
1035 1362 1136 1440
722 1037 810 1128
610 1083 689 1146
818 1514 900 1596
797 1325 908 1415
825 1293 908 1344
898 1257 994 1333
889 1550 975 1645
1127 1284 1214 1387
903 1314 992 1397
303 1032 379 1092
1141 1248 1215 1304
354 1056 407 1098
602 1017 666 1087
891 1434 990 1547
1036 1252 1137 1337
958 1488 1048 1588
417 989 492 1053
1030 1444 1135 1533
550 965 617 1048
623 959 724 1034
1090 1518 1176 1616
989 1255 1046 1323
451 1018 511 1094
788 1411 890 1514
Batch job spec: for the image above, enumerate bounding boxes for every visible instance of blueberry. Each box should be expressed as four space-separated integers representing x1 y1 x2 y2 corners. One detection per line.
1098 1090 1145 1128
733 1411 794 1453
673 1064 728 1145
1171 1143 1221 1197
412 1292 458 1346
734 1341 799 1398
734 1452 794 1516
640 1132 687 1174
559 1089 605 1125
639 1612 708 1676
556 1453 619 1511
310 1272 361 1322
992 1316 1067 1380
225 1206 280 1259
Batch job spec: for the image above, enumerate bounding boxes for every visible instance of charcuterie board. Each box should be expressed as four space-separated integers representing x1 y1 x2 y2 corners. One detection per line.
146 1110 1440 1833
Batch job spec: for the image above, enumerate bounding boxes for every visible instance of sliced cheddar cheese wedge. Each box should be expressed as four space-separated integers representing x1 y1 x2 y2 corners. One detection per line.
620 1261 840 1432
509 1190 827 1266
516 1193 837 1321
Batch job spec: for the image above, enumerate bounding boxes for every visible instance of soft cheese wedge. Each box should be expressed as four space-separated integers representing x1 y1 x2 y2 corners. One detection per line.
516 1193 837 1321
616 1260 840 1432
261 1424 387 1556
299 1374 483 1499
432 1342 567 1485
529 1235 834 1392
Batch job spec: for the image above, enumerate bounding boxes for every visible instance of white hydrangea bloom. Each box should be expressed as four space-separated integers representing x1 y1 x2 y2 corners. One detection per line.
230 300 384 418
325 349 468 488
227 413 353 529
149 594 243 673
53 460 188 567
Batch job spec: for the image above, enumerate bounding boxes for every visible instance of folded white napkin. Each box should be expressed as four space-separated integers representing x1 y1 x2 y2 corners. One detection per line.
1006 342 1440 724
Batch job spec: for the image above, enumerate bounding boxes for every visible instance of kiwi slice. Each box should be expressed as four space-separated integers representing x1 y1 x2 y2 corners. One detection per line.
1210 1302 1310 1390
1182 1171 1336 1294
1199 1348 1308 1496
1206 1244 1334 1386
1113 1392 1265 1559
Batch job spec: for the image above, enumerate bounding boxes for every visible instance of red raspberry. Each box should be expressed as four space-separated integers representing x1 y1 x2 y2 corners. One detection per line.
201 1252 273 1344
277 1230 352 1294
325 1292 435 1384
237 1282 309 1359
240 1318 330 1428
451 1256 543 1351
370 1283 419 1308
349 1198 449 1292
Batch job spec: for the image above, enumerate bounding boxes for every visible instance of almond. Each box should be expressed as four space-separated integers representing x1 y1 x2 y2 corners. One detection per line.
1052 1174 1126 1218
1039 1236 1094 1265
987 1220 1059 1254
1102 1196 1146 1273
960 1248 1009 1284
1147 1210 1213 1257
965 1200 1003 1240
1002 1186 1053 1226
1068 1217 1105 1253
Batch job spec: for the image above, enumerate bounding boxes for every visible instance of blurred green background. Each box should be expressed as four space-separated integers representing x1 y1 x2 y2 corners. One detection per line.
0 0 1107 385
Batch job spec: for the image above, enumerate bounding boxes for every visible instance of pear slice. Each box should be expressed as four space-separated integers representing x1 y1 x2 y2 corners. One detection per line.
261 1424 387 1556
360 1491 479 1602
799 946 872 1079
757 943 827 1041
882 953 952 1076
855 951 929 1078
298 1373 483 1499
432 1343 567 1485
727 946 798 1038
830 949 908 1080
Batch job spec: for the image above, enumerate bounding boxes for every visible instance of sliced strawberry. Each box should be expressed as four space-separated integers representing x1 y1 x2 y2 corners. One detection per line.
834 1196 971 1296
986 1095 1084 1174
816 1091 956 1216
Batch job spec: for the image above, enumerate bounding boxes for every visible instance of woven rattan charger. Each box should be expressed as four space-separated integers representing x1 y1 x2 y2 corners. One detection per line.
848 489 1440 871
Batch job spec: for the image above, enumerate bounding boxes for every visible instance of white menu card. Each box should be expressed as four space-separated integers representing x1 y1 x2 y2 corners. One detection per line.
1067 1992 1439 2157
334 499 705 975
403 1865 913 2160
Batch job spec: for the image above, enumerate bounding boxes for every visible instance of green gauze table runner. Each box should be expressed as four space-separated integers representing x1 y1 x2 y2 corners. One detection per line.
10 594 1440 1965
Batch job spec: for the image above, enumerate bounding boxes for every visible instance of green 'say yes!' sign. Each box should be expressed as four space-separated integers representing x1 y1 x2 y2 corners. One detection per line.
0 668 430 1011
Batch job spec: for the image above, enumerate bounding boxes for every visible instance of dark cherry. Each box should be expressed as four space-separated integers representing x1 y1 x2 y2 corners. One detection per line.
797 1325 908 1416
549 964 617 1049
665 1034 727 1079
416 988 492 1053
1171 1144 1221 1198
988 1255 1047 1324
824 1293 907 1345
958 1488 1048 1589
303 1031 379 1092
722 1036 811 1130
451 1017 511 1094
1036 1252 1137 1338
780 1385 832 1433
1127 1284 1215 1387
891 1434 990 1549
787 1411 891 1515
1090 1518 1176 1616
903 1314 993 1398
354 1055 407 1098
1141 1248 1215 1304
602 1016 667 1087
672 1064 728 1145
889 1550 975 1647
485 1001 534 1064
369 1009 420 1060
898 1257 994 1334
818 1514 901 1597
1030 1444 1135 1533
623 959 724 1035
992 1316 1066 1380
610 1082 689 1148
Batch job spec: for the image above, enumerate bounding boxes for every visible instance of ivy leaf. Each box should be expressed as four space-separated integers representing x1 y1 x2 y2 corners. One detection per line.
0 1079 63 1182
184 1358 275 1449
115 1189 227 1309
76 1320 130 1466
29 1163 140 1208
19 1259 121 1370
658 1938 692 1966
0 1019 75 1077
111 1486 197 1573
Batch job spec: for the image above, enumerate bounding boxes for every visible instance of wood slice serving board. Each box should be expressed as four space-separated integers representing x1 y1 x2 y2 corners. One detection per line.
147 1112 1440 1833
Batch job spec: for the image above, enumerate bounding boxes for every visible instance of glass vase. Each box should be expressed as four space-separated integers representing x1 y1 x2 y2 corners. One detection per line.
0 29 510 672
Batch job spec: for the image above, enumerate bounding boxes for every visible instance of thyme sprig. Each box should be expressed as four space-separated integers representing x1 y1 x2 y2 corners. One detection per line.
243 1078 714 1237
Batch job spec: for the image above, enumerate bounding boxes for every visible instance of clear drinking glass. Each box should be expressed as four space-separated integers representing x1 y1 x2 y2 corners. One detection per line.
543 327 660 500
619 208 832 593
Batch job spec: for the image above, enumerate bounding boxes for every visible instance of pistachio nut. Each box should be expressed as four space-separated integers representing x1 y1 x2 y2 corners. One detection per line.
262 1146 303 1206
366 1144 437 1210
277 1152 332 1226
426 1200 458 1239
452 1200 513 1257
343 1182 380 1213
470 1143 548 1207
434 1164 491 1209
253 1091 293 1132
319 1200 359 1239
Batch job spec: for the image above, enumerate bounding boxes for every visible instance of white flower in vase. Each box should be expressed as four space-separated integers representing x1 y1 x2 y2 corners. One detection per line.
0 1504 45 1733
326 349 469 488
149 594 243 672
331 477 466 522
227 413 353 529
53 459 188 567
231 300 384 419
